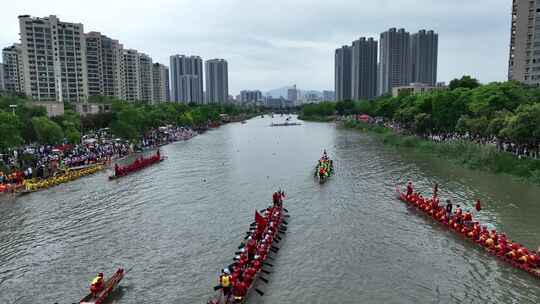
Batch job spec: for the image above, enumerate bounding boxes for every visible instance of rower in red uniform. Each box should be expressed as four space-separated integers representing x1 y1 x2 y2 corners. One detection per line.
475 199 482 212
243 264 257 285
90 272 104 297
246 237 257 260
233 279 248 303
272 192 280 206
406 181 413 196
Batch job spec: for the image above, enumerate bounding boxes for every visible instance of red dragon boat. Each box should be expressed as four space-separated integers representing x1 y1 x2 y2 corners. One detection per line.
109 150 166 180
79 268 124 304
207 195 289 304
396 185 540 280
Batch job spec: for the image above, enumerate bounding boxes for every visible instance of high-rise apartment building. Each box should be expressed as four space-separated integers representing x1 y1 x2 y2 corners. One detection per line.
18 15 88 102
170 55 204 103
322 90 335 101
120 49 141 102
240 90 262 103
138 53 154 103
85 32 123 99
152 63 170 102
287 85 299 105
335 45 352 101
205 59 228 103
0 64 4 91
379 28 410 95
410 30 438 85
508 0 540 85
2 44 25 94
351 37 378 100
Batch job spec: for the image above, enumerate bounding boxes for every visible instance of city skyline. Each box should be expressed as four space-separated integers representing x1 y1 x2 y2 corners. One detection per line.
0 0 512 95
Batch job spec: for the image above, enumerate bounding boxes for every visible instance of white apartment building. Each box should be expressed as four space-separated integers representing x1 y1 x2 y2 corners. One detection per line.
138 53 153 103
120 49 141 102
18 15 88 102
152 63 170 102
2 44 25 93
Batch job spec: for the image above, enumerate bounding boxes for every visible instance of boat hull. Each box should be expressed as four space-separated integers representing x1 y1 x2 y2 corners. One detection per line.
208 203 288 304
80 268 124 304
396 188 540 280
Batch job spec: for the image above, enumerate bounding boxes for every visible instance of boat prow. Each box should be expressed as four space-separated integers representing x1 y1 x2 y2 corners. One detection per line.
80 268 124 304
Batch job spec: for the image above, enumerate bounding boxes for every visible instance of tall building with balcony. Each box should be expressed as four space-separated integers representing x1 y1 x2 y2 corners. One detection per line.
508 0 540 85
152 63 170 102
138 53 154 103
85 32 123 99
378 28 410 95
335 45 352 101
18 15 88 102
120 49 141 102
410 30 438 85
170 55 203 103
205 59 228 103
351 37 378 100
2 44 25 94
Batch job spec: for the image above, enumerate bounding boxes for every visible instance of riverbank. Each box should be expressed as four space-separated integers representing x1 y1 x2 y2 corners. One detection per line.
343 119 540 185
298 114 335 122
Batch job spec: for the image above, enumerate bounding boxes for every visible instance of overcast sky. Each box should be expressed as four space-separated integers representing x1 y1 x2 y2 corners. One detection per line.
0 0 512 95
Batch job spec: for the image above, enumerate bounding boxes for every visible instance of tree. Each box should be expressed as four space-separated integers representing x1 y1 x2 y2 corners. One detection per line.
414 113 433 135
31 117 64 145
0 111 23 150
449 75 480 90
335 100 354 115
501 103 540 146
353 100 374 115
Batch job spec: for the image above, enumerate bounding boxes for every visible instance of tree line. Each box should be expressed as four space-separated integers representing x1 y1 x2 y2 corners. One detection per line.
300 76 540 149
0 95 257 150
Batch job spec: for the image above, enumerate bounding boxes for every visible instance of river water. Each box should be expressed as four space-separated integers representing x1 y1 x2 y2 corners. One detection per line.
1 116 539 304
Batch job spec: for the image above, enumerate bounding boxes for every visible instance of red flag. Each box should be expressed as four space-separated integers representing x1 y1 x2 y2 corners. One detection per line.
255 210 267 228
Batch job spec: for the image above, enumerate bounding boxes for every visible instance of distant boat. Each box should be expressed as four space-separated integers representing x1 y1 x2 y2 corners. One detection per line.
270 121 302 127
241 121 247 124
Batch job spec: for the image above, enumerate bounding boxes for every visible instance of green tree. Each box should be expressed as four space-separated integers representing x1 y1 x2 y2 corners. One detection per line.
353 100 374 115
414 113 433 135
0 111 23 150
31 117 64 145
501 103 540 146
449 75 480 90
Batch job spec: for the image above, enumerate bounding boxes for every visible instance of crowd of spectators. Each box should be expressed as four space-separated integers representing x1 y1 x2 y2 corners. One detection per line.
354 116 540 161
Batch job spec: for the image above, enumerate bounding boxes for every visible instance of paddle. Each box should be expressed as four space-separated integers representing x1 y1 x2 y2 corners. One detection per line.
282 220 288 225
259 277 269 283
263 262 274 267
125 264 137 274
255 288 265 296
261 269 271 274
284 208 289 213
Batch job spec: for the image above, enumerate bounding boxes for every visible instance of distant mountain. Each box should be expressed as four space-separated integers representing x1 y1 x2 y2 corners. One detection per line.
265 86 292 98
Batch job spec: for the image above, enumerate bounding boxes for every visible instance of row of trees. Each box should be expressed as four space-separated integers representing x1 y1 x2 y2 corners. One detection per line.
301 76 540 148
0 94 257 150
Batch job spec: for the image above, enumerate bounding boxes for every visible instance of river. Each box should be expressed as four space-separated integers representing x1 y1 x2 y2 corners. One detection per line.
1 115 539 303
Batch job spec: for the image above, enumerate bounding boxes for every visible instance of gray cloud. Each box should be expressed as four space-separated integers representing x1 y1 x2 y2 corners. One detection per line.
0 0 511 94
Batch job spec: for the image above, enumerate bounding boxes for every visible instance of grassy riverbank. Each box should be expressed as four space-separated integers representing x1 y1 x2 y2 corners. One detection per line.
343 120 540 185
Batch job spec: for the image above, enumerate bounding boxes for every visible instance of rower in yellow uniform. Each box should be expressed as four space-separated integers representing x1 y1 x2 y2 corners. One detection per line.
219 268 232 300
90 272 105 297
